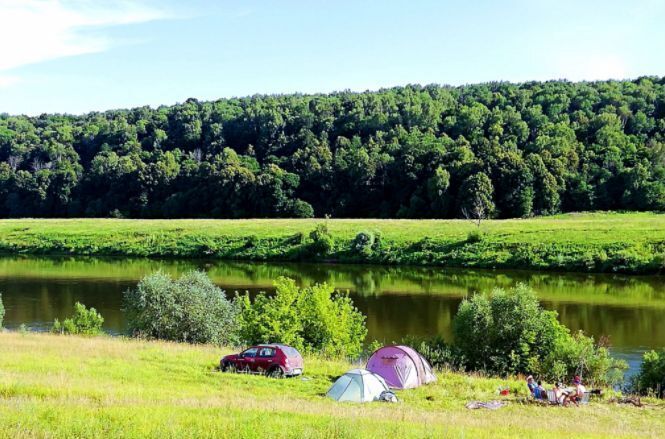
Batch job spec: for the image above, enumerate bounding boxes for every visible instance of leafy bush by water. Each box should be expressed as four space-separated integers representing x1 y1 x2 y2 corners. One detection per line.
466 229 484 243
51 302 104 335
453 283 626 385
534 332 626 387
631 350 665 398
124 271 238 345
235 277 367 358
309 223 334 255
352 231 375 256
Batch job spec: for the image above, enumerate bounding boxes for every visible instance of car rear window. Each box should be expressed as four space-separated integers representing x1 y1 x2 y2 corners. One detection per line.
280 346 301 357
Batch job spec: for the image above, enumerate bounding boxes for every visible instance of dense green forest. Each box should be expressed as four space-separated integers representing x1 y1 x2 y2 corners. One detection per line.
2 78 665 218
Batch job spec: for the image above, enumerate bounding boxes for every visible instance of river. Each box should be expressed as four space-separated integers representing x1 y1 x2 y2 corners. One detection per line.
2 256 664 375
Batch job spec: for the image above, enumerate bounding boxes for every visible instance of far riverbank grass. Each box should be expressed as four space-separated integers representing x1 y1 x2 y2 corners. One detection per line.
0 212 664 274
1 332 664 438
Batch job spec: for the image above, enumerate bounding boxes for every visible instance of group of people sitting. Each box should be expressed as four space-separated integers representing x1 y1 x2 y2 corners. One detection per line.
527 375 587 406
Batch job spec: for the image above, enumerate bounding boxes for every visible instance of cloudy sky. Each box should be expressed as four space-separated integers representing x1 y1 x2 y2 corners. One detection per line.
1 0 664 115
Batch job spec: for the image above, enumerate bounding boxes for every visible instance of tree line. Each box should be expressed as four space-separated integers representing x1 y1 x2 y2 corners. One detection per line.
2 77 665 218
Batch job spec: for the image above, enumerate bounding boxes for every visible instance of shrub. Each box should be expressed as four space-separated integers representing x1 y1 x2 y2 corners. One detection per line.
244 235 259 249
364 340 384 358
453 283 562 375
52 302 104 335
235 277 367 358
534 332 627 387
352 231 375 256
124 271 238 345
309 223 334 255
291 200 315 218
289 231 306 245
453 283 626 385
0 293 4 328
466 229 484 243
372 230 383 251
631 349 665 397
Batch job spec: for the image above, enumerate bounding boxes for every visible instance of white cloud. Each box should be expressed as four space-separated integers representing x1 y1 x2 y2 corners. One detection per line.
0 0 169 80
0 75 21 88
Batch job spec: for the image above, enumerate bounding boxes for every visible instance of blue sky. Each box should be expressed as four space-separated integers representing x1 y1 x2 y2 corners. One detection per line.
1 0 664 115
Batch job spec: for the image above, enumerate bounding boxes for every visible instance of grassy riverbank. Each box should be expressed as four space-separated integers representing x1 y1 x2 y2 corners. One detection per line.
1 212 665 274
0 332 663 438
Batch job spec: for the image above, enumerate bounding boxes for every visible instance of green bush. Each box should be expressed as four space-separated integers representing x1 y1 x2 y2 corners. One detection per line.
309 223 334 255
51 302 104 335
466 229 484 243
0 293 4 328
244 235 259 249
289 231 306 245
124 271 238 345
534 331 627 387
235 277 367 358
453 283 562 375
291 200 315 218
631 350 665 397
453 283 626 385
352 231 375 256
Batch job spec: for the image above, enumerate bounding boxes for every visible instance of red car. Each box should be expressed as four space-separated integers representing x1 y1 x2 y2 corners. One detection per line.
220 344 304 377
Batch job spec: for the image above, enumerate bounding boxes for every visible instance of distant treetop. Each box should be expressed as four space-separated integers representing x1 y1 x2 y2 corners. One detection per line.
1 78 665 218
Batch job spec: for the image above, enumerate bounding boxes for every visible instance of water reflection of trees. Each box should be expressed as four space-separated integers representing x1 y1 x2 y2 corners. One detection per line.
2 256 665 307
3 256 665 352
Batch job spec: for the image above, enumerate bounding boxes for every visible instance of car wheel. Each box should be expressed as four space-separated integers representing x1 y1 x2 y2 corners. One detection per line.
267 367 284 379
221 361 235 373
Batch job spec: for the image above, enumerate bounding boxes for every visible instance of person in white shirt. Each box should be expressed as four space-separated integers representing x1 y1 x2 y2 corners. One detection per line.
565 375 586 406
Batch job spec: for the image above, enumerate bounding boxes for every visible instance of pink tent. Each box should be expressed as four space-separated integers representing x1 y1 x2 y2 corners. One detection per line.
366 345 436 389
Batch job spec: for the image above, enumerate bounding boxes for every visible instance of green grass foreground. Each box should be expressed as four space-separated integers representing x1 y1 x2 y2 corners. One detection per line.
1 212 665 273
0 333 663 438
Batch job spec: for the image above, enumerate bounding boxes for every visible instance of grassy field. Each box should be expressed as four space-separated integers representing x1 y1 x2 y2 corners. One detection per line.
0 332 663 438
1 212 665 273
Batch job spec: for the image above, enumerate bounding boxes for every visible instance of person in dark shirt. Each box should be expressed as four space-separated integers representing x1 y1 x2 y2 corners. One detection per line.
535 380 546 399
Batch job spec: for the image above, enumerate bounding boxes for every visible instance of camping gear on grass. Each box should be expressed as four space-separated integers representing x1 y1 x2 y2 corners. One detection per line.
612 396 643 407
546 390 561 405
366 345 436 389
326 369 390 403
546 390 590 406
465 400 506 410
378 390 399 403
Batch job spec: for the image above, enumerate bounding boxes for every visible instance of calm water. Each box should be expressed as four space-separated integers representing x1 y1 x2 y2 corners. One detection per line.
2 256 664 374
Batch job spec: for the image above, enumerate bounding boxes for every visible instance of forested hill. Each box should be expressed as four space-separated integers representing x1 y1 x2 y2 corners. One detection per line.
2 78 665 219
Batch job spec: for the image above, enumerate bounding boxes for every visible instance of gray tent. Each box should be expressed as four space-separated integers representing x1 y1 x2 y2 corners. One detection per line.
326 369 389 403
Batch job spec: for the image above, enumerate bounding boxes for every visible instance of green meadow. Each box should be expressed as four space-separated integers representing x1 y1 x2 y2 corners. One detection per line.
1 212 665 273
0 332 663 439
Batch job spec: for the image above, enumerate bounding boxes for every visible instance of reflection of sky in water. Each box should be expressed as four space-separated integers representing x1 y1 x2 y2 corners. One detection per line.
2 256 665 375
611 348 648 383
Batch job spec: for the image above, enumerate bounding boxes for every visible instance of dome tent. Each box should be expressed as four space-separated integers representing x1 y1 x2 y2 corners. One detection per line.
326 369 390 403
366 345 436 389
